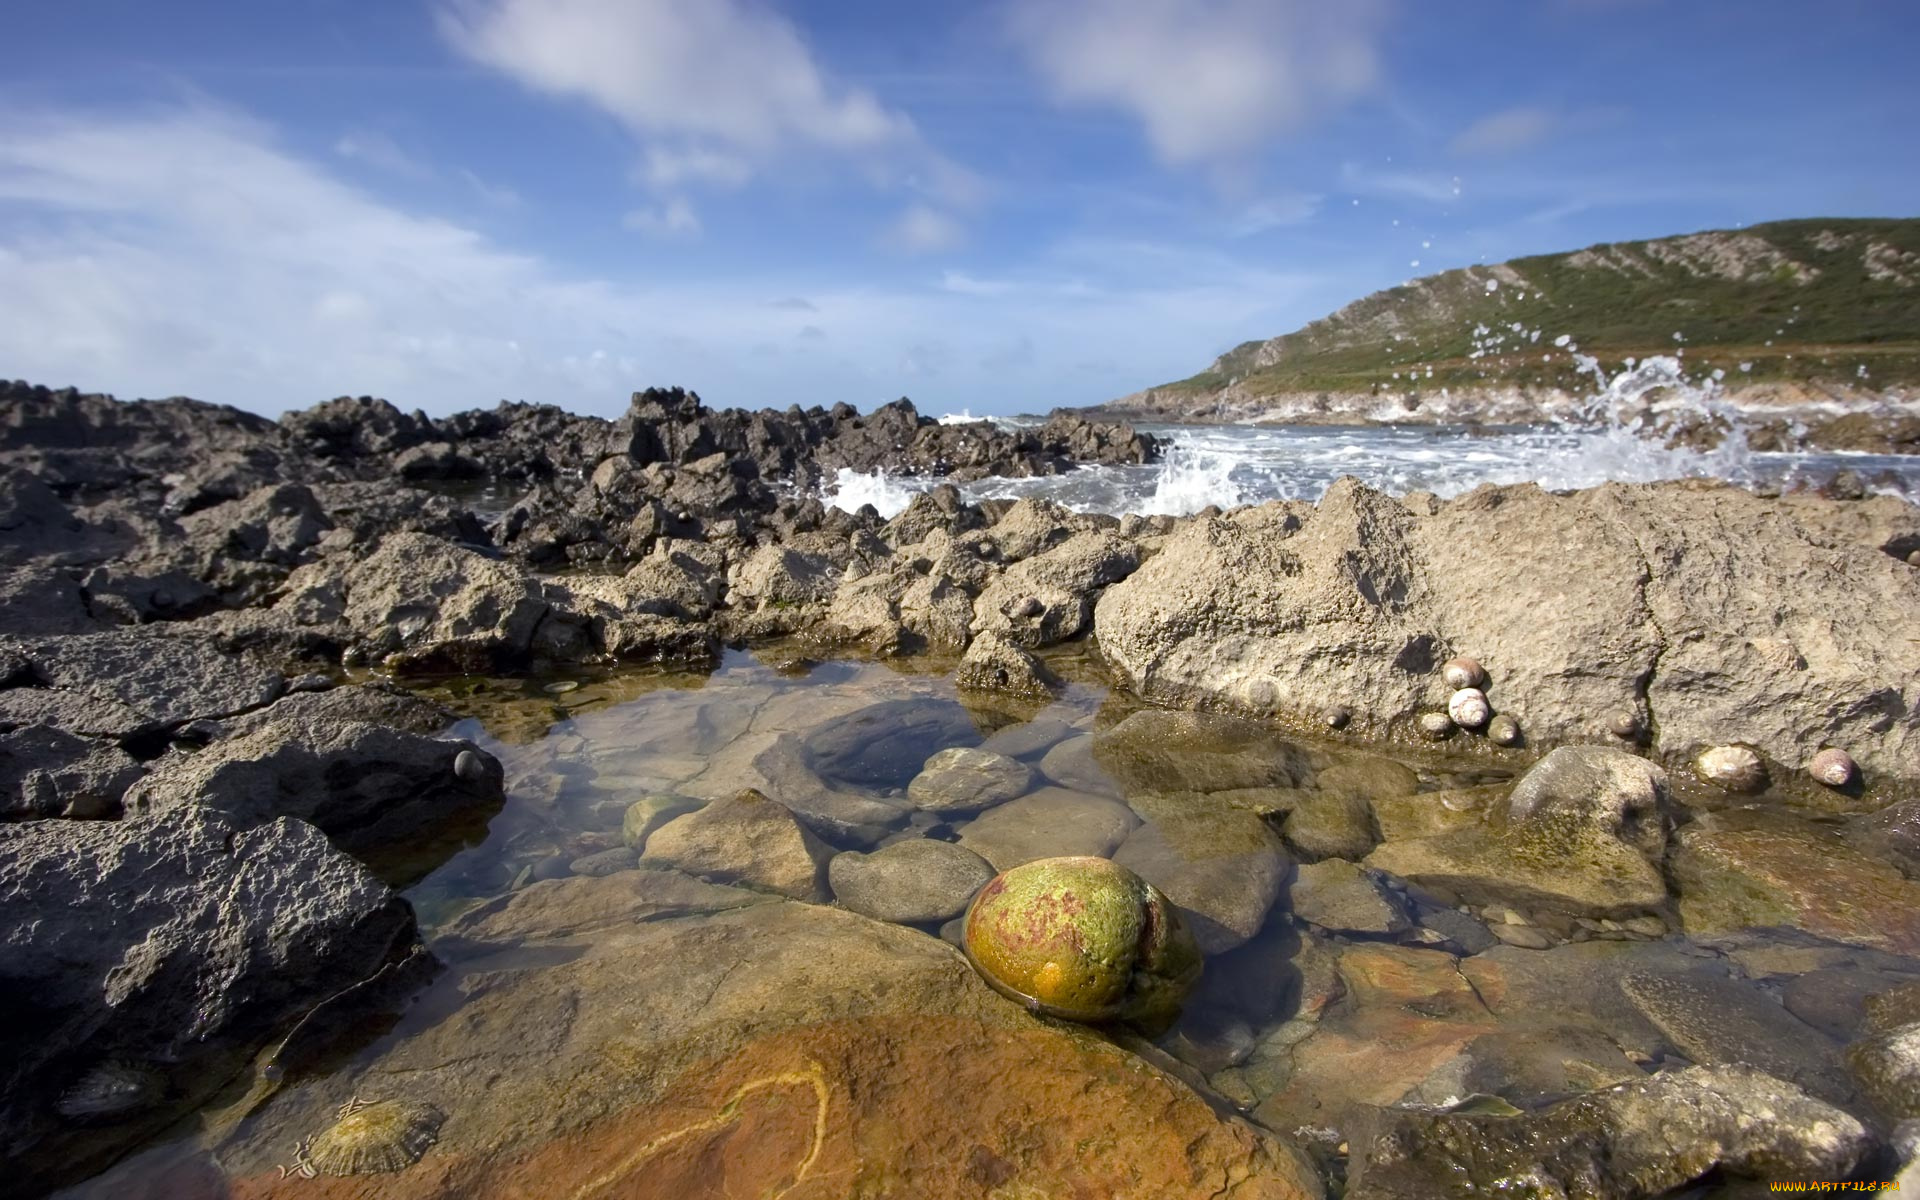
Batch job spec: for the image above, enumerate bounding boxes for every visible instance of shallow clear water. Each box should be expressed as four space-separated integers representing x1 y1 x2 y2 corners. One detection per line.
45 648 1920 1197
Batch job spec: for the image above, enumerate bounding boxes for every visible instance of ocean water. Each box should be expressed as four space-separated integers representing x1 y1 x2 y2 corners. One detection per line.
825 357 1920 519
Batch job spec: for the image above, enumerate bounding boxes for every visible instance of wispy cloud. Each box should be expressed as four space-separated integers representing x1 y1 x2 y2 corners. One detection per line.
883 204 965 253
333 129 434 179
1005 0 1392 166
623 197 701 238
1450 106 1558 157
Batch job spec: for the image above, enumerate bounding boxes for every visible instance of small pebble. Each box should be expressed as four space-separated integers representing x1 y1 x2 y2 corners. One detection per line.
543 680 580 694
1908 549 1920 567
1441 656 1486 690
454 749 488 783
1416 712 1456 740
1695 744 1766 793
1621 915 1667 937
1808 747 1856 788
1447 687 1491 729
1490 924 1554 950
1485 714 1522 746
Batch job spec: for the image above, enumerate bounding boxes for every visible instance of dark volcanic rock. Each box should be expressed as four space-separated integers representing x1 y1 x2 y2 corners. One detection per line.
0 631 284 739
0 806 416 1191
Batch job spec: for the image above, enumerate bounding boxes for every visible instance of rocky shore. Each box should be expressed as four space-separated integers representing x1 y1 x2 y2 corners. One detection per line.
6 377 1920 1196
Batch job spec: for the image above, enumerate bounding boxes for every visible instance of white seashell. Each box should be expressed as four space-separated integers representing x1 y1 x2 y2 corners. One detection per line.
1441 657 1486 690
1447 688 1491 729
1808 748 1856 787
1695 745 1766 793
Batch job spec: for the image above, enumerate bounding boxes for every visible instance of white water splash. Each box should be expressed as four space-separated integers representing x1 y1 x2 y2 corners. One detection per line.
937 409 983 425
823 467 927 518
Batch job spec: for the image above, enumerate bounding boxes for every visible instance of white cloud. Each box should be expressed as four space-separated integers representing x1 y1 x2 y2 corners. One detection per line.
639 145 754 190
0 104 1325 417
440 0 913 166
1006 0 1391 166
1228 192 1322 236
1340 162 1462 204
1450 106 1557 157
940 270 1015 297
884 204 965 253
623 197 702 238
334 130 433 179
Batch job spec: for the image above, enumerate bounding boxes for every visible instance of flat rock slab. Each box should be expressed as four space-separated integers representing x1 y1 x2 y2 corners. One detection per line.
437 867 769 951
0 632 284 736
1035 734 1120 797
1289 860 1410 936
828 838 996 924
1093 709 1314 796
955 787 1139 872
1673 812 1920 955
212 901 1324 1200
1365 820 1668 919
1619 971 1854 1105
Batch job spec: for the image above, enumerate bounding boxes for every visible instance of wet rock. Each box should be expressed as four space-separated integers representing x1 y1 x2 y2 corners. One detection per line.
1507 745 1670 863
953 629 1059 698
1346 1065 1872 1198
802 697 980 790
224 683 456 739
0 724 144 820
1620 970 1853 1104
218 899 1318 1200
440 867 767 949
827 838 995 924
1093 709 1314 796
955 787 1138 871
1114 792 1291 953
1850 1022 1920 1119
1488 922 1554 949
640 788 835 902
692 731 912 847
1696 743 1768 792
620 793 702 851
0 807 414 1190
1282 788 1381 861
978 715 1074 760
568 847 638 877
963 856 1201 1026
1417 907 1498 954
1035 733 1120 796
906 746 1034 814
124 719 503 859
1289 860 1410 935
1672 809 1920 954
1370 784 1504 843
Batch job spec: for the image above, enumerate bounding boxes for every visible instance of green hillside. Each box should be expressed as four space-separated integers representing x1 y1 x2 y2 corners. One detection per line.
1141 217 1920 406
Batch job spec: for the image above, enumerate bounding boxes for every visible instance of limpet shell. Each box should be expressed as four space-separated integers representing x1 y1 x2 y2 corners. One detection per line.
307 1098 444 1176
1808 748 1856 787
962 856 1200 1027
1695 745 1766 793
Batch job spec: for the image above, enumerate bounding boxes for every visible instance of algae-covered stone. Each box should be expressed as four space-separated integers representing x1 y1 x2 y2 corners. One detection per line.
1850 1022 1920 1119
962 856 1201 1027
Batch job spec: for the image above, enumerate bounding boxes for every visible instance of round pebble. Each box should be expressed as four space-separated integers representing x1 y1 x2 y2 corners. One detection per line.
1447 687 1491 729
1486 714 1522 746
1695 744 1766 793
543 680 580 694
454 749 488 783
1907 549 1920 567
1808 747 1857 788
1416 712 1456 740
1441 656 1486 690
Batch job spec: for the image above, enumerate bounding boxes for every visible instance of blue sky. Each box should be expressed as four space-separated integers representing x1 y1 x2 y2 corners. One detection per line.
3 0 1915 418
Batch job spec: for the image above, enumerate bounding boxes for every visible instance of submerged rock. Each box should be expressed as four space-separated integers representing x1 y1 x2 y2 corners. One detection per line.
1346 1065 1872 1198
962 856 1201 1026
954 787 1138 871
640 788 835 902
906 746 1034 814
1115 791 1291 954
828 838 995 925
